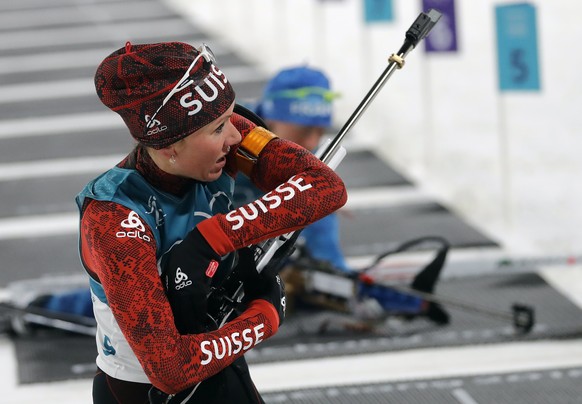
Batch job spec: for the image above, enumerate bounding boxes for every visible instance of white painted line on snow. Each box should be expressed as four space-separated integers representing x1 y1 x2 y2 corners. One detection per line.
0 288 10 303
0 337 93 404
0 338 18 394
0 65 262 105
0 45 233 75
0 3 172 31
0 155 123 182
452 388 481 404
250 339 582 392
539 265 582 310
3 340 582 404
0 186 424 240
0 0 117 12
0 213 78 240
0 49 107 74
0 78 93 104
0 112 123 139
0 19 195 51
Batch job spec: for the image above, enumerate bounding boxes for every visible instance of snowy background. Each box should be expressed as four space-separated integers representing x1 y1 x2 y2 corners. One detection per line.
168 0 582 258
2 0 582 403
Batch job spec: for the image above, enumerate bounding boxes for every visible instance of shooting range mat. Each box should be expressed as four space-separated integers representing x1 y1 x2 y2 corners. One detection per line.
261 365 582 404
9 271 582 385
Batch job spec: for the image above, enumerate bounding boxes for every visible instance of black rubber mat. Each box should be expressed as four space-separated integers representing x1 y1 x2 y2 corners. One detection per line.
0 235 82 285
336 149 411 189
12 330 96 384
262 366 582 404
10 272 582 385
339 202 499 257
246 272 582 364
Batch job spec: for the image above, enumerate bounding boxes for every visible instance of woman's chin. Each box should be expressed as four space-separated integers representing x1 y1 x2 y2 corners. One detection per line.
206 168 223 181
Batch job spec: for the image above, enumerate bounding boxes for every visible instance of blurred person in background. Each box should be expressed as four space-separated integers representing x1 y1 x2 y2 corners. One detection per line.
233 65 449 326
234 65 350 274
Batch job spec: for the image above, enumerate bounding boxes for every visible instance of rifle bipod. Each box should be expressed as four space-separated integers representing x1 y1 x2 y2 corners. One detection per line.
360 236 535 335
384 283 535 334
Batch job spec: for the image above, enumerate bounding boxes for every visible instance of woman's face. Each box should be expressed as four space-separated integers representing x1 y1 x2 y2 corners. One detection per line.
173 102 241 182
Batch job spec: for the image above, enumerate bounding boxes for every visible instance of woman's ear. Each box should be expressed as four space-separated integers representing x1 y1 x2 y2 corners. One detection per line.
147 144 177 168
158 144 176 159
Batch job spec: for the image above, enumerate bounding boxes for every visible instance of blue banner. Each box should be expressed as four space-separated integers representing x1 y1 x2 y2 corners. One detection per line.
422 0 458 52
495 4 541 91
364 0 393 23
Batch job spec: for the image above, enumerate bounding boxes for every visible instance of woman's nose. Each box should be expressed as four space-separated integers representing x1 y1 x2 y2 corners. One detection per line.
228 121 242 145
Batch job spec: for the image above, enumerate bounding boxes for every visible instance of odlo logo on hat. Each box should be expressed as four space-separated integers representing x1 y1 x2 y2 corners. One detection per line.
144 115 167 137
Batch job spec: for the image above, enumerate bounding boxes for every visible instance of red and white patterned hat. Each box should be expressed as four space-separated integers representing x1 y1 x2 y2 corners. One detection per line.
94 41 235 149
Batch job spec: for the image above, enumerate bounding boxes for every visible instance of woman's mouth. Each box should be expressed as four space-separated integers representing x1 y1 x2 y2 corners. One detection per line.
216 155 226 167
216 146 230 166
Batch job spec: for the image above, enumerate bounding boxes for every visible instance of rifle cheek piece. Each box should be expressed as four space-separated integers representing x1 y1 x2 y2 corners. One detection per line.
236 127 278 176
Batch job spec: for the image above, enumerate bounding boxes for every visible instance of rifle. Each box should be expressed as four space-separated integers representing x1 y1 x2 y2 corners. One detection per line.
206 9 444 330
297 236 534 334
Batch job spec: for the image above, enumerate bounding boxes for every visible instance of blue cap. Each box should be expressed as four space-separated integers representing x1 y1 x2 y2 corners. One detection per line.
257 66 339 128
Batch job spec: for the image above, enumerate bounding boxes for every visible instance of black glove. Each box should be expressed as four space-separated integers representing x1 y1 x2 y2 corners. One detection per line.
240 248 286 326
161 227 221 334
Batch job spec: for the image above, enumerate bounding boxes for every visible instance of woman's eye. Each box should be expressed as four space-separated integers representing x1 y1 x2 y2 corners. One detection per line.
215 123 225 134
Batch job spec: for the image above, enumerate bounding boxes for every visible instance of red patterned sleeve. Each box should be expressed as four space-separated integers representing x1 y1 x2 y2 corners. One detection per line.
198 137 348 255
80 200 279 394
